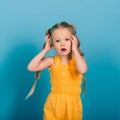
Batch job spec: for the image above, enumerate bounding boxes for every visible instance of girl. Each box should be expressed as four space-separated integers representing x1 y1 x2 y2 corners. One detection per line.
26 21 87 120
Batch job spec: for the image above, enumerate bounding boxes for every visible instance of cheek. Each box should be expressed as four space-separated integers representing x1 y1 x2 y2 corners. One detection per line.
52 42 58 50
66 41 72 50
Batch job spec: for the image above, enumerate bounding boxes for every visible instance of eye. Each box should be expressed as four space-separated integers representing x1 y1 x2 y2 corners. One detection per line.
65 38 70 41
55 40 60 42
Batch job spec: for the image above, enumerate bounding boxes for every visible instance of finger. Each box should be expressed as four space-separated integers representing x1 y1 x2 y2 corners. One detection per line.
70 36 74 41
72 35 78 44
70 37 73 44
71 35 77 40
45 34 51 41
45 35 49 41
71 37 78 48
71 35 74 40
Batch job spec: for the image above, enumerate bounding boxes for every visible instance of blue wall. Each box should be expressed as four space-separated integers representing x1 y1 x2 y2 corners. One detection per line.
0 0 120 120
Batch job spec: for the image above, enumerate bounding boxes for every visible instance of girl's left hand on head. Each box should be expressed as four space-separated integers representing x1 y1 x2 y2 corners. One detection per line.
71 35 78 52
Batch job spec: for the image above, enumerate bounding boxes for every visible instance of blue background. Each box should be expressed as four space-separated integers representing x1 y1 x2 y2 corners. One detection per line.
0 0 120 120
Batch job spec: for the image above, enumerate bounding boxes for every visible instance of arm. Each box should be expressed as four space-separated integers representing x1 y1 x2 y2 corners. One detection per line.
71 36 88 74
73 48 87 74
27 50 54 72
28 34 54 72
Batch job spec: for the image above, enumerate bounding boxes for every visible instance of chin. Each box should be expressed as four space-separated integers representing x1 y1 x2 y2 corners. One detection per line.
60 52 71 56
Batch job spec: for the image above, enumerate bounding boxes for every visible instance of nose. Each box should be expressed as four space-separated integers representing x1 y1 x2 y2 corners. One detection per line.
60 40 65 46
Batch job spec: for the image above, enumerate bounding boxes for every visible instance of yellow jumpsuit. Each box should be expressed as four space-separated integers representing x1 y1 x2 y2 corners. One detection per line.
43 55 83 120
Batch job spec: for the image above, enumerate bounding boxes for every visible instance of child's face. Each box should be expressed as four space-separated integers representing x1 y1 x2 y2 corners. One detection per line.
51 27 72 56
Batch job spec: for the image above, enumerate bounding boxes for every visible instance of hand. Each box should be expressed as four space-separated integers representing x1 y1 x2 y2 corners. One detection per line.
71 35 79 52
43 34 52 52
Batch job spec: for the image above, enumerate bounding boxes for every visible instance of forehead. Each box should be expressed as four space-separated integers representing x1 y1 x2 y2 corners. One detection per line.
51 27 72 38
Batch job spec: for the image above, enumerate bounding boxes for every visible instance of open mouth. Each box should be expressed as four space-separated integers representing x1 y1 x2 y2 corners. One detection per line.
61 48 67 52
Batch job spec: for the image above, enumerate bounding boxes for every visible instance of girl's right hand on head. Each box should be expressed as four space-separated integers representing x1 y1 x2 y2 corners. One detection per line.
43 34 52 52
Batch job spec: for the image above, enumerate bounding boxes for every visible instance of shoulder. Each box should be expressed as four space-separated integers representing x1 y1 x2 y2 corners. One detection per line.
45 56 54 66
48 55 60 69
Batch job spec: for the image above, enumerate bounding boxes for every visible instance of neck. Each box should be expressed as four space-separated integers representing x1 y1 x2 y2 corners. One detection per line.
59 53 72 64
60 55 69 64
